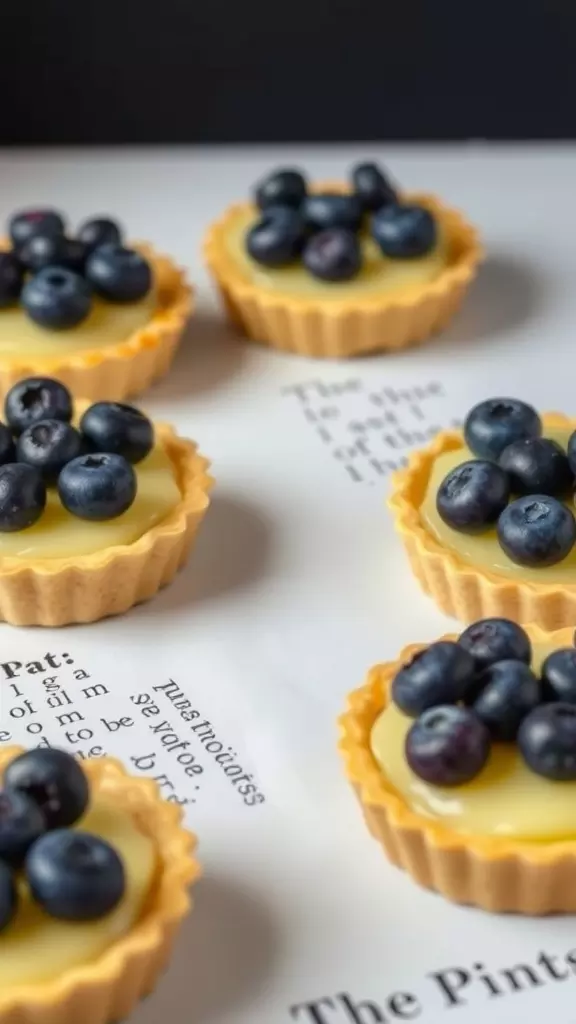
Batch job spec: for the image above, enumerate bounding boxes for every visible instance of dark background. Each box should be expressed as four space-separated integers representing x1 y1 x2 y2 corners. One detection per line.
2 1 572 144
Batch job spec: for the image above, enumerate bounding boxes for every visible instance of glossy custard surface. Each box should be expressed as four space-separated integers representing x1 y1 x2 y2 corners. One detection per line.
370 642 576 840
420 426 576 583
0 798 155 987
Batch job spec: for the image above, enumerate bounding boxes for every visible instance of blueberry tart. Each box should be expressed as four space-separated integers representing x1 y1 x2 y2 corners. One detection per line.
390 398 576 629
203 163 481 358
0 745 199 1024
0 208 193 402
340 621 576 913
0 377 213 626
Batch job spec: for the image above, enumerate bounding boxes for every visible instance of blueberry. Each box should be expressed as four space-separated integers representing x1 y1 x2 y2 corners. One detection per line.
541 648 576 703
5 749 88 829
61 238 88 274
391 640 475 717
85 244 152 302
470 660 541 741
0 789 46 867
351 162 397 212
436 459 510 532
0 464 46 532
77 217 123 253
497 494 576 567
25 830 125 921
254 168 307 211
5 377 72 435
17 419 83 484
58 452 137 521
498 437 573 498
0 424 15 466
0 861 16 933
21 267 91 330
518 703 576 780
372 204 436 258
0 252 24 307
566 430 576 477
18 233 69 273
405 705 491 786
464 398 541 461
458 618 531 671
9 208 65 249
302 193 363 232
80 402 154 464
302 228 362 282
246 207 306 267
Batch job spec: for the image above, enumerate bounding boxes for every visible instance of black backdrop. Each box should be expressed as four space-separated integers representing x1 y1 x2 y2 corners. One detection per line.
2 1 573 144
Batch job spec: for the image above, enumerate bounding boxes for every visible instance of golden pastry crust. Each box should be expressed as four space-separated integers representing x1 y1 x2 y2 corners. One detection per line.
389 412 576 629
0 748 200 1024
0 409 213 626
0 243 193 403
203 182 482 359
339 625 576 914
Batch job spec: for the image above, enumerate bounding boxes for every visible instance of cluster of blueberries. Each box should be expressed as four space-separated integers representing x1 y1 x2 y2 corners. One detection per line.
437 398 576 567
392 618 576 785
0 209 152 330
0 377 154 531
246 163 438 283
0 748 125 929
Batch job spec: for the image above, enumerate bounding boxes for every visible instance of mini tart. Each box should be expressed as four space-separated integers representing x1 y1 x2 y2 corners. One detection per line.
0 747 199 1024
339 624 576 915
203 182 482 359
0 406 213 627
0 242 193 403
389 412 576 630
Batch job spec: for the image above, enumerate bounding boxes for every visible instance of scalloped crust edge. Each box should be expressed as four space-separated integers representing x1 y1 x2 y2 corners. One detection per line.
388 413 576 630
0 748 200 1023
339 625 576 914
0 420 213 626
0 244 193 403
203 187 483 359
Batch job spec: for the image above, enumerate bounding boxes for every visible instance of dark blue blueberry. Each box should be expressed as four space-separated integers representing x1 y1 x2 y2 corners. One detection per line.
254 168 307 211
566 429 576 477
405 705 491 786
541 648 576 703
0 252 24 307
58 452 137 521
85 244 152 302
0 861 16 933
18 233 70 273
9 208 65 249
246 207 306 268
351 162 397 212
0 464 46 532
80 402 154 465
391 640 475 717
77 217 123 253
17 419 83 484
5 749 89 829
498 437 573 497
458 618 531 672
0 789 46 867
0 423 15 466
372 203 436 258
302 228 362 282
497 494 576 567
302 193 363 233
518 703 576 780
464 398 541 461
470 660 541 741
25 830 125 921
436 459 510 532
21 267 91 330
5 377 73 435
61 238 89 274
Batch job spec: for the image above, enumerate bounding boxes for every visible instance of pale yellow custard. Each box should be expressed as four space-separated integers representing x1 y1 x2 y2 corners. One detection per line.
0 798 155 988
225 207 448 301
0 442 180 561
371 642 576 841
421 426 576 583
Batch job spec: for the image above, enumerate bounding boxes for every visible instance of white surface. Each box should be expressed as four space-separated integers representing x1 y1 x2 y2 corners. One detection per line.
0 144 575 1023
